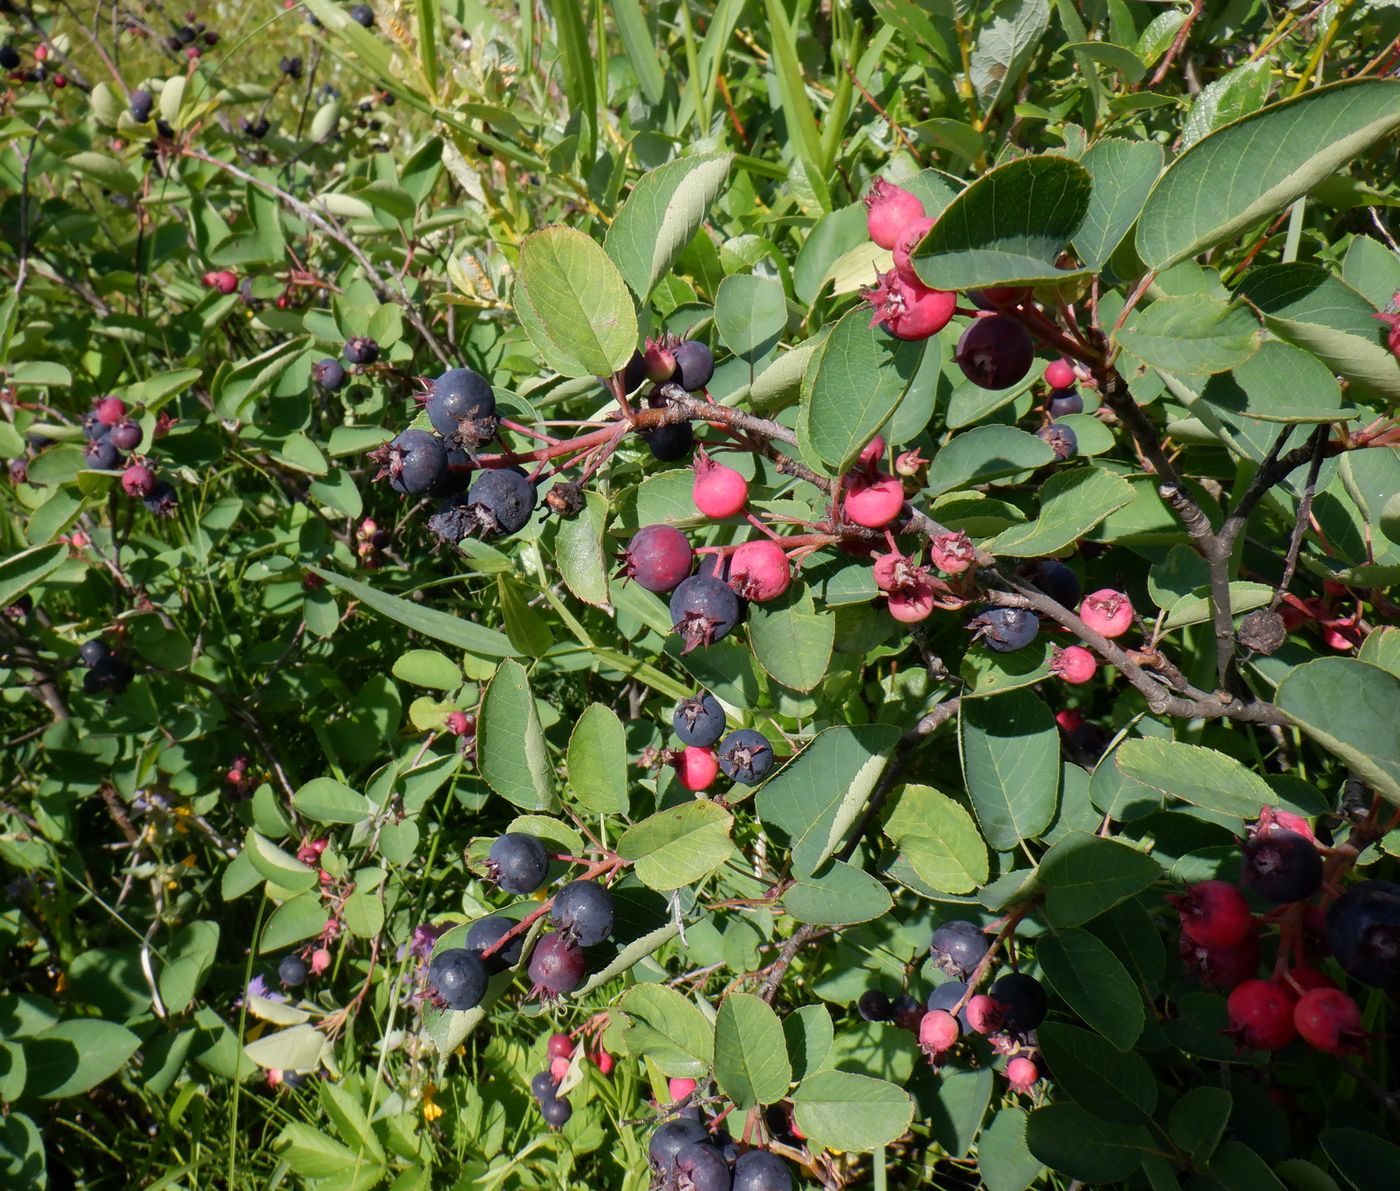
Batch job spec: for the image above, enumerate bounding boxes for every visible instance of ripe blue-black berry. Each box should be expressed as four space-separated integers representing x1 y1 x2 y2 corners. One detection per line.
717 729 774 785
620 525 693 593
530 1071 555 1102
890 992 922 1031
281 55 303 78
129 88 153 121
969 607 1039 651
239 116 271 140
675 1141 730 1191
313 358 347 391
672 341 715 391
342 336 379 366
987 972 1047 1034
550 880 615 946
82 412 111 442
379 429 446 496
84 655 133 695
931 920 989 979
1326 879 1400 988
925 980 972 1030
670 575 740 653
734 1150 793 1191
467 914 523 972
84 438 122 470
540 1095 572 1127
348 4 375 27
426 367 496 442
1241 829 1322 904
955 316 1034 390
527 932 586 998
0 45 20 70
1048 388 1083 417
429 947 487 1010
466 467 535 537
857 989 892 1022
487 832 548 894
142 481 179 517
649 1118 709 1179
644 420 695 462
80 639 110 667
621 350 648 393
674 691 725 747
279 954 308 987
1024 558 1081 608
1038 422 1078 461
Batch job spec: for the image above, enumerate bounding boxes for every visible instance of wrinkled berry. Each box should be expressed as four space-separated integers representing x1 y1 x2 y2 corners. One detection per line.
550 880 614 947
278 954 308 987
863 176 925 250
728 540 790 602
670 575 741 653
857 989 892 1022
955 316 1034 389
717 729 774 785
528 932 586 997
1226 978 1297 1050
931 920 988 979
1326 879 1400 987
429 947 487 1010
1241 829 1322 904
1038 422 1078 461
467 914 522 972
969 607 1039 651
487 832 549 894
674 691 725 748
620 525 693 593
1172 881 1253 949
987 972 1047 1034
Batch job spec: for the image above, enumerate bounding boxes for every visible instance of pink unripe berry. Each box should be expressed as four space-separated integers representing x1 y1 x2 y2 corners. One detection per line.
894 448 927 478
872 551 925 593
675 746 718 792
887 581 936 624
843 472 905 528
1006 1056 1039 1093
644 339 676 382
1079 588 1134 638
965 994 1004 1035
858 436 886 471
202 270 238 295
121 463 156 498
918 1009 960 1057
549 1055 570 1081
863 177 925 249
548 1032 574 1058
1044 359 1075 390
930 531 975 575
892 216 936 284
864 270 956 341
309 948 331 975
1051 645 1097 684
95 396 128 426
591 1048 614 1076
445 711 475 737
668 1076 697 1102
691 450 748 519
1257 806 1315 842
728 539 790 602
1294 988 1364 1054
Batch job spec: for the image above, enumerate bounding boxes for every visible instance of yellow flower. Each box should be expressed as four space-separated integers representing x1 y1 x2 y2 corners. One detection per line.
421 1084 444 1122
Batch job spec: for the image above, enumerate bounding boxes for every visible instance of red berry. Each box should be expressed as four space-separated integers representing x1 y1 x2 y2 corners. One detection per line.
1050 645 1097 684
887 582 935 624
1044 359 1075 389
929 531 975 575
965 994 1004 1035
1180 928 1260 989
872 550 925 593
53 73 66 87
1055 709 1084 732
121 463 156 498
1079 589 1134 638
857 436 886 471
863 177 925 249
1294 988 1364 1054
844 472 905 528
95 396 128 426
728 539 790 602
549 1055 570 1080
619 525 693 593
892 216 935 284
591 1048 614 1076
691 450 748 519
674 746 718 792
35 45 48 61
668 1076 697 1102
643 339 676 382
202 270 238 295
918 1009 960 1057
864 270 956 341
445 711 475 737
548 1032 574 1058
1006 1056 1039 1093
1226 979 1298 1050
1172 881 1253 949
973 287 1032 310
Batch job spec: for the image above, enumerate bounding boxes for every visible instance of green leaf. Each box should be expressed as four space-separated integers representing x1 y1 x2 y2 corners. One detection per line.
617 801 735 891
611 0 664 103
306 568 518 658
913 155 1091 289
985 468 1134 557
1116 295 1262 375
0 544 67 610
276 1122 382 1183
390 649 462 690
157 921 221 1015
746 586 835 693
885 784 988 895
212 337 309 420
756 724 902 876
714 274 788 360
713 993 791 1109
24 1020 140 1099
618 985 714 1077
1039 832 1161 927
1038 1023 1157 1124
245 831 317 891
792 1069 915 1154
785 861 893 925
925 426 1054 497
1026 1103 1150 1183
1073 138 1164 272
1275 659 1400 806
1136 79 1400 271
260 893 329 953
244 1023 327 1072
960 689 1058 852
477 660 557 811
1162 582 1274 630
566 704 629 815
977 1107 1044 1191
605 153 733 301
761 0 831 212
800 306 925 472
783 1003 834 1082
1199 339 1355 425
516 226 638 378
1038 928 1144 1050
7 361 72 388
66 151 139 196
1115 737 1275 817
1320 1127 1400 1191
292 778 373 825
1169 1087 1232 1166
970 0 1050 115
1180 60 1273 150
496 574 554 657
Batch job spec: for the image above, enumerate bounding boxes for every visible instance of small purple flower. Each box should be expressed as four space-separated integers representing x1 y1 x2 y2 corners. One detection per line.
410 922 450 961
244 974 287 1005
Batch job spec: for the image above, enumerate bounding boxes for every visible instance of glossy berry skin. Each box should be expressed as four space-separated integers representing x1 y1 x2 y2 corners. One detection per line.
670 575 741 653
426 367 496 439
467 468 535 536
487 832 549 894
548 1032 574 1059
530 1071 556 1101
79 639 110 667
108 421 142 451
669 1076 698 1102
892 216 935 284
969 607 1039 652
278 954 308 987
675 692 725 747
857 989 892 1022
844 472 905 528
692 451 748 519
1038 422 1078 461
204 270 238 294
919 1009 960 1057
1294 988 1364 1054
429 948 488 1010
955 316 1034 389
675 1141 730 1191
1044 359 1076 390
863 177 925 250
931 920 989 979
84 438 121 470
865 270 956 341
1179 929 1261 990
1025 558 1081 608
1051 645 1097 684
312 358 347 390
342 336 379 366
1241 829 1322 904
466 914 523 971
348 4 375 28
648 1118 709 1178
540 1095 572 1127
1226 979 1297 1050
644 420 694 462
1047 388 1083 417
1080 589 1134 638
672 340 715 391
1173 881 1253 949
675 746 719 792
550 880 614 946
965 994 1004 1035
527 932 586 997
621 525 693 593
987 972 1048 1034
1325 879 1400 987
549 1055 570 1081
733 1150 794 1191
717 729 775 785
891 992 923 1032
1006 1056 1040 1093
728 540 791 602
384 430 446 496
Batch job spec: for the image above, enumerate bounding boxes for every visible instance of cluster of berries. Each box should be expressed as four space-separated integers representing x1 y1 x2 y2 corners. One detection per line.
78 636 134 696
81 396 178 514
668 691 778 792
159 17 220 59
1172 808 1398 1055
624 336 717 463
527 1031 613 1129
647 1109 795 1191
1 40 65 87
859 920 1046 1095
1037 358 1081 461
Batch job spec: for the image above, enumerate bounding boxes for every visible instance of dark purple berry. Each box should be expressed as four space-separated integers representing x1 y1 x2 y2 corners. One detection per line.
240 116 271 140
82 412 111 442
349 4 375 28
342 336 379 366
644 420 694 462
487 832 548 894
550 881 614 947
987 972 1047 1034
425 367 496 444
955 316 1034 389
313 358 347 391
1241 830 1322 904
176 25 196 45
377 429 446 496
968 607 1039 651
649 1118 709 1179
675 1141 730 1191
527 932 586 998
129 88 153 121
672 341 715 392
280 56 303 79
1325 880 1400 988
108 421 142 451
717 729 774 785
620 525 693 593
530 1071 555 1101
1047 388 1083 417
0 46 20 71
540 1095 572 1127
1038 422 1078 461
278 954 308 987
674 691 725 747
142 481 179 517
466 914 522 972
621 350 648 393
857 989 892 1022
890 992 922 1031
84 438 121 470
931 920 989 979
79 639 110 667
427 493 474 544
465 467 535 536
429 947 487 1010
84 655 134 695
1023 558 1081 608
670 575 740 653
733 1150 794 1191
